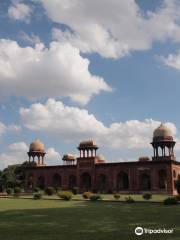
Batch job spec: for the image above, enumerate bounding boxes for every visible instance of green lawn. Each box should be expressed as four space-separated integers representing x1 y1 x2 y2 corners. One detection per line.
0 198 180 240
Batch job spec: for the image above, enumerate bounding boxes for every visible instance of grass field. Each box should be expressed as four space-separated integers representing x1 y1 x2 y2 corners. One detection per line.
0 198 180 240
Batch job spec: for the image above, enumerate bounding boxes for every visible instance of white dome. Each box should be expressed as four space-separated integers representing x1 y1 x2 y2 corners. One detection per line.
96 154 105 161
79 140 98 148
153 123 172 138
29 139 45 152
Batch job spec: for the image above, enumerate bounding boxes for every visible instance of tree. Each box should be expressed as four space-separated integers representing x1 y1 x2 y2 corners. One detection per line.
0 163 26 192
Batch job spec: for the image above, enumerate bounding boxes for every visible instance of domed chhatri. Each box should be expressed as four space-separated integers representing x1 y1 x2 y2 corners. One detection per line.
151 123 176 161
78 140 98 158
153 123 173 140
29 139 45 153
79 140 98 149
96 154 106 163
28 139 46 166
62 154 76 165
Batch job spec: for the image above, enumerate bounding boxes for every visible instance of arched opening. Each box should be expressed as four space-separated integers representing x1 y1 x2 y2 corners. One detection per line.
27 173 34 190
117 171 129 190
52 174 62 188
139 173 151 190
80 173 91 191
69 175 77 190
98 174 108 192
158 170 167 189
37 176 45 189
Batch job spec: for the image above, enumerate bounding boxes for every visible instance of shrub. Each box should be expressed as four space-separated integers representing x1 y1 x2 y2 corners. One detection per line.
34 187 40 192
125 196 135 203
143 193 152 200
6 188 13 195
72 187 79 195
164 197 178 205
14 187 22 194
89 194 102 201
45 187 55 196
82 191 92 199
33 193 42 200
13 187 22 197
58 191 72 201
114 193 120 200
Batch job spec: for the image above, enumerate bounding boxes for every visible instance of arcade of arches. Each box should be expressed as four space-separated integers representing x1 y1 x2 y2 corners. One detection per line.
27 169 170 193
25 124 180 195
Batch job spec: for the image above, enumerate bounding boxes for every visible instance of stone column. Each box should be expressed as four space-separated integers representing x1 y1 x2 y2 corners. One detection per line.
38 156 40 165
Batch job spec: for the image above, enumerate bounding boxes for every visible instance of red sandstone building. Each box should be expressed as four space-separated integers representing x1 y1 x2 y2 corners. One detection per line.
25 124 180 195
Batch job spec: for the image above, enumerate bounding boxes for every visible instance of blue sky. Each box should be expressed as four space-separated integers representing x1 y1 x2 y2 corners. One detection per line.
0 0 180 169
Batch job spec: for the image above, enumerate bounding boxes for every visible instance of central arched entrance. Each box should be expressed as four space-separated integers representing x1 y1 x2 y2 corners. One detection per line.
27 173 34 190
52 174 62 188
97 174 108 192
69 175 77 190
37 176 45 189
158 170 167 189
139 173 151 190
117 171 129 190
80 173 91 191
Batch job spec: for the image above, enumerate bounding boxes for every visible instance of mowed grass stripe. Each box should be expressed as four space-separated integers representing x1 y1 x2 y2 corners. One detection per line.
0 199 180 240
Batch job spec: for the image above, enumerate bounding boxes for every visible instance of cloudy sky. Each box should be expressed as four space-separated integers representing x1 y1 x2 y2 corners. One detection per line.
1 0 180 169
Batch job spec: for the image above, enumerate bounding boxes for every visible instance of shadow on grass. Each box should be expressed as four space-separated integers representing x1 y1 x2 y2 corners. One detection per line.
0 201 180 240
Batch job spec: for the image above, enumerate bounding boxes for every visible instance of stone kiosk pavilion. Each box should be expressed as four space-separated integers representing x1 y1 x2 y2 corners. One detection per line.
25 124 180 195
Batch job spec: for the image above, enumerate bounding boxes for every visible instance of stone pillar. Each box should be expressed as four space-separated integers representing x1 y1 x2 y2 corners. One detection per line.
91 149 93 157
38 156 40 165
156 147 158 157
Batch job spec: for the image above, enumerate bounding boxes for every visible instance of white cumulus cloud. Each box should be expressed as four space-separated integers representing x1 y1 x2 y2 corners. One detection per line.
0 39 111 105
20 98 178 150
8 1 32 23
18 31 41 45
46 147 61 165
20 98 107 138
161 50 180 70
40 0 180 58
0 121 21 137
0 142 28 170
